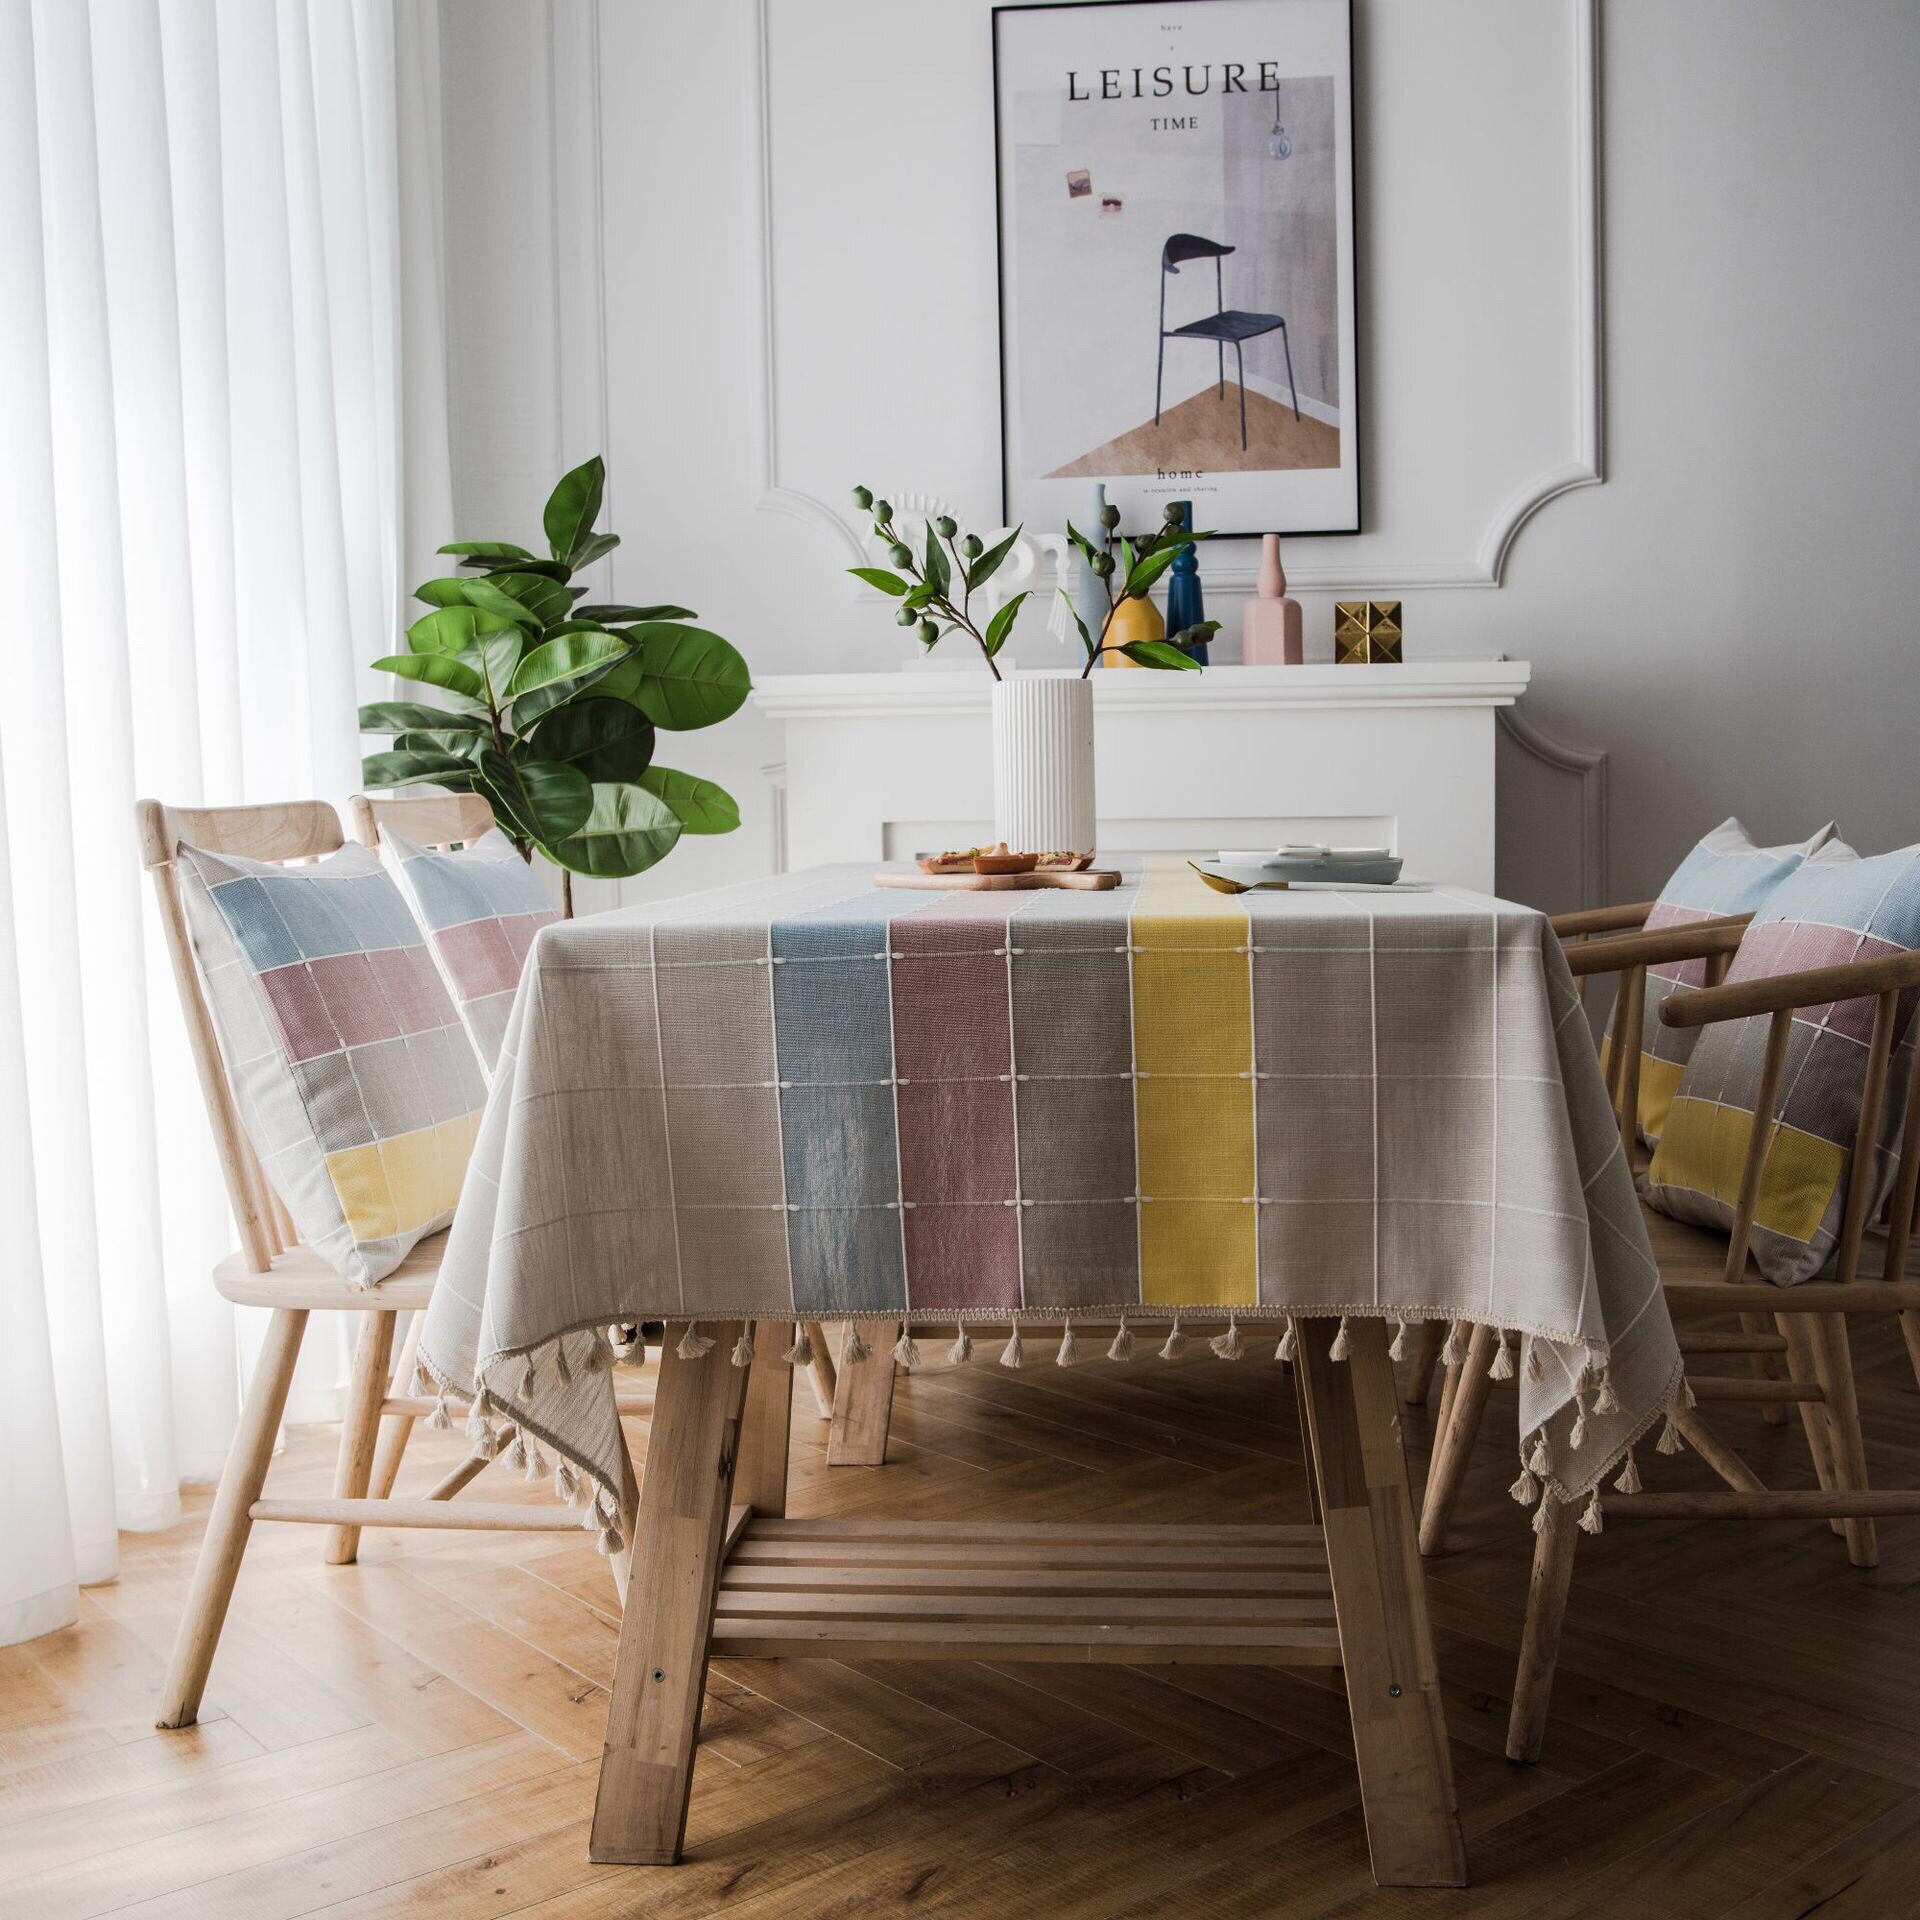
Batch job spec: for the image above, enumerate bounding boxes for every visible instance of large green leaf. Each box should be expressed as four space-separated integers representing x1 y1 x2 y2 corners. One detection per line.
566 531 620 572
391 728 487 756
508 660 621 731
575 602 695 623
476 749 593 845
406 604 516 656
465 556 573 582
505 630 629 701
415 576 481 607
602 624 751 731
460 574 563 630
371 652 488 702
439 540 531 561
544 780 681 877
459 630 524 707
639 766 739 835
982 590 1028 659
361 748 476 789
527 698 656 782
1123 544 1182 598
965 525 1023 593
544 455 605 565
1119 639 1202 670
358 701 487 736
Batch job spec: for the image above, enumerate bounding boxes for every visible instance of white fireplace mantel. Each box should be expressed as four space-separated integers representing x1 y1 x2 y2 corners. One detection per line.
752 660 1531 890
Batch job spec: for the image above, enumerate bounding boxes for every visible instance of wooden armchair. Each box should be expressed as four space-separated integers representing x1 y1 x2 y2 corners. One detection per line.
1497 924 1920 1763
138 797 642 1733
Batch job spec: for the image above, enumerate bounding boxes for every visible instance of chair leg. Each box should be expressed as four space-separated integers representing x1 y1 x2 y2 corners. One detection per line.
1154 334 1165 426
1418 1324 1497 1556
1235 340 1248 451
826 1326 896 1467
1506 1489 1581 1762
326 1309 396 1565
1778 1312 1843 1530
609 1428 643 1611
1280 318 1300 421
802 1320 836 1421
1401 1319 1447 1408
736 1322 794 1518
1807 1314 1877 1567
157 1307 308 1729
366 1310 424 1505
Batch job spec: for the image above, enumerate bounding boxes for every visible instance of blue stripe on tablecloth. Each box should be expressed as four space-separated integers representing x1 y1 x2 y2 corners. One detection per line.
770 897 907 1315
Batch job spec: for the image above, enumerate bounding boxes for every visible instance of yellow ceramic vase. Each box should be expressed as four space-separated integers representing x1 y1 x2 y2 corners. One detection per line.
1101 594 1164 667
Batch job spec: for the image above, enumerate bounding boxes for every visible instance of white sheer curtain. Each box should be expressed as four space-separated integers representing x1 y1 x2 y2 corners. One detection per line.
0 0 453 1647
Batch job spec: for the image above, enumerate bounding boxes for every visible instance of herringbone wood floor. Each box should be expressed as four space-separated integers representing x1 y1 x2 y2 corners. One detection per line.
7 1325 1920 1918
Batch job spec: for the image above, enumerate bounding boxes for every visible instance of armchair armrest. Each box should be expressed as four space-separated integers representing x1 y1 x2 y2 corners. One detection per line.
1562 915 1752 980
1549 900 1657 939
1661 946 1920 1030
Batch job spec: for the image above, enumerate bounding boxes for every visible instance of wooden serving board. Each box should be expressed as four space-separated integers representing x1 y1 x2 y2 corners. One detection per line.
875 868 1121 892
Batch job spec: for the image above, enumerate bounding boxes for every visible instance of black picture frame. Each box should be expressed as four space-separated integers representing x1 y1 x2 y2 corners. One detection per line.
992 0 1361 540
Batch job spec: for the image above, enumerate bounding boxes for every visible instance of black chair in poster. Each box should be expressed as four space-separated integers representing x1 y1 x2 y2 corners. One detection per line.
1152 233 1299 452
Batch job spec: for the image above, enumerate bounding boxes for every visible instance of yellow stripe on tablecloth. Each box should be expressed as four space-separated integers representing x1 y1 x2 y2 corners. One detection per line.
1131 857 1255 1306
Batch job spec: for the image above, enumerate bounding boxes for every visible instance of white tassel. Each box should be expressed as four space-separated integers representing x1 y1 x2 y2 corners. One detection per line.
1592 1367 1621 1415
893 1323 920 1370
1277 1321 1297 1363
1209 1313 1243 1361
1527 1430 1551 1478
554 1459 578 1504
1525 1339 1545 1384
1489 1330 1515 1381
1578 1489 1604 1535
1614 1449 1642 1495
523 1438 546 1482
1329 1316 1351 1362
517 1355 537 1400
503 1426 528 1472
1055 1322 1078 1367
676 1322 715 1360
783 1323 814 1368
1107 1318 1134 1362
730 1325 756 1368
1568 1400 1589 1451
1441 1322 1464 1367
1681 1377 1697 1411
609 1322 639 1359
554 1339 573 1386
949 1323 973 1365
426 1392 452 1433
586 1334 614 1372
843 1324 872 1364
1000 1323 1025 1369
595 1525 622 1557
1388 1319 1408 1362
1532 1497 1551 1536
1159 1314 1187 1361
464 1391 493 1444
1509 1466 1540 1507
1657 1413 1686 1455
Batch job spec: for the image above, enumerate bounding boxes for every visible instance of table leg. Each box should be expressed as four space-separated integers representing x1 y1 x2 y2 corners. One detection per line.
802 1321 836 1419
1294 1315 1467 1889
826 1326 896 1467
735 1320 793 1517
590 1323 748 1866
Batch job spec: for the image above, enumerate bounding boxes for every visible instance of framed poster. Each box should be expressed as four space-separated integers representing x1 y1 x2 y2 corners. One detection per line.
993 0 1359 538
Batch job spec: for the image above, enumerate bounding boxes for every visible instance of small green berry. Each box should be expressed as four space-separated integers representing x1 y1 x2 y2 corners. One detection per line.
895 605 918 627
1163 501 1184 525
1091 552 1115 577
918 617 939 644
873 499 893 526
1099 503 1121 529
935 515 957 539
851 485 873 510
889 543 913 567
961 534 983 559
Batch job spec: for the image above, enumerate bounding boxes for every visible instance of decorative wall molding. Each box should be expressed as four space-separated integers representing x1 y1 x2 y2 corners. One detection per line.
1497 704 1609 906
745 0 1603 597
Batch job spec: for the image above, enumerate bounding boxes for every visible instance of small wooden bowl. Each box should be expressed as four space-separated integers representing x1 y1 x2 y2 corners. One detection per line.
973 842 1039 876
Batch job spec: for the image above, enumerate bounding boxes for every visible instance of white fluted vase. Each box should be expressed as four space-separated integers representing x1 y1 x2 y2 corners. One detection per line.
991 673 1096 857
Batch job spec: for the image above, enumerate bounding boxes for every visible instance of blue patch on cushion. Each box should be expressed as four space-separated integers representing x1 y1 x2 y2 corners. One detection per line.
211 877 303 970
254 874 364 959
401 851 496 931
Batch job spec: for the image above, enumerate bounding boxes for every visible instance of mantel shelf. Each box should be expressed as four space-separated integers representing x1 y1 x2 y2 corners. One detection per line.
752 658 1531 720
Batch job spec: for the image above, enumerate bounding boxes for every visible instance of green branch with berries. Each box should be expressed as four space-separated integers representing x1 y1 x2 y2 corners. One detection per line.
847 486 1218 679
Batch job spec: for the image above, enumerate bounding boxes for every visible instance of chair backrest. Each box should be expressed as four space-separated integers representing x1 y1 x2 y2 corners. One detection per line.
349 790 496 853
135 798 345 1272
1162 232 1233 274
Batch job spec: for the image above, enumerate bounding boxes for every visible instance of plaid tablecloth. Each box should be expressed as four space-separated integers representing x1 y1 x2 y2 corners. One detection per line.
419 860 1682 1538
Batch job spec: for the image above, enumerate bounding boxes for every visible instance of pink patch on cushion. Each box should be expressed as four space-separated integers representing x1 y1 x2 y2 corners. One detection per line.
370 944 457 1033
259 964 340 1062
435 918 521 1000
500 911 558 967
307 953 403 1047
1645 903 1716 987
1737 922 1904 1043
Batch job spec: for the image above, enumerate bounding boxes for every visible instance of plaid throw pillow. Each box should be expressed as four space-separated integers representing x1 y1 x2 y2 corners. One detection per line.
177 841 488 1285
379 828 560 1074
1602 818 1836 1145
1644 839 1920 1284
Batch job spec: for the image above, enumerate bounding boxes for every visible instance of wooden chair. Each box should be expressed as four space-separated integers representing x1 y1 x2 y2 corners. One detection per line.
138 796 643 1733
1483 916 1920 1762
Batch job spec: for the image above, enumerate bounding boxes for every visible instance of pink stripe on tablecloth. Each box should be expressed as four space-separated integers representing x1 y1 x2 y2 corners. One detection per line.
889 901 1022 1311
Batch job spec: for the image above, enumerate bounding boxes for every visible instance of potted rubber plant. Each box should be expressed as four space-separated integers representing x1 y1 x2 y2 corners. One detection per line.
360 456 749 908
848 486 1216 856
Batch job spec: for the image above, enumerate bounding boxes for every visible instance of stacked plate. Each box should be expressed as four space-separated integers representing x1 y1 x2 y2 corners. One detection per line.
1197 844 1405 889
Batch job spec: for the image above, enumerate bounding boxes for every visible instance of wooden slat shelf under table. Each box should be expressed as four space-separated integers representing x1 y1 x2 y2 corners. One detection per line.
710 1516 1344 1664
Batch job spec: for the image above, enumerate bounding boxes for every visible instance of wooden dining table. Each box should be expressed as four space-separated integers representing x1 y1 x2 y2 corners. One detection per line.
419 859 1685 1888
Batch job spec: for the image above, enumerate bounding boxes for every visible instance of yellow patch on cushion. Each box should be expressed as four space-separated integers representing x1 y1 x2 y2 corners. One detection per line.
327 1141 400 1243
1650 1095 1843 1247
1637 1054 1685 1144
